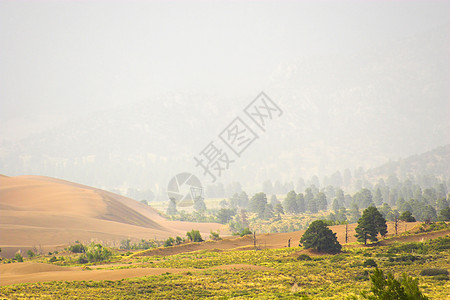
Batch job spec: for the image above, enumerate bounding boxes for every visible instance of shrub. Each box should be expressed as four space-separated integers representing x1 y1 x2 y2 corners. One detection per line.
186 230 203 242
239 228 253 237
210 230 221 241
27 250 35 258
387 242 424 254
175 236 184 245
355 271 370 281
363 259 377 268
433 274 449 281
78 255 88 264
330 254 345 263
49 256 58 263
120 239 131 250
14 253 23 262
68 243 85 253
164 237 175 247
420 268 449 276
397 254 418 262
297 254 312 261
431 236 450 251
85 243 112 262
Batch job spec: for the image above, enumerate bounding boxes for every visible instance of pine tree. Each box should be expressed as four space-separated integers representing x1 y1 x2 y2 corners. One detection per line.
332 198 340 214
193 196 206 212
296 193 305 213
300 220 341 253
315 192 327 211
362 268 428 299
166 198 178 215
249 192 267 218
374 188 383 205
283 190 298 214
355 206 387 245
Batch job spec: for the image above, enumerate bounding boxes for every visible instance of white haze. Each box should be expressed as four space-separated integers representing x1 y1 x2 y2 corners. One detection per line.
0 0 449 196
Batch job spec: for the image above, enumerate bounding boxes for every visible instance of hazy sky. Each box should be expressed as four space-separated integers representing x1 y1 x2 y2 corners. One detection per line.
1 0 449 141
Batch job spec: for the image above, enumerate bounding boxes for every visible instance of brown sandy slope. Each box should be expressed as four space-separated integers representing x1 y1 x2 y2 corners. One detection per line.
0 262 274 286
0 175 224 258
0 262 192 286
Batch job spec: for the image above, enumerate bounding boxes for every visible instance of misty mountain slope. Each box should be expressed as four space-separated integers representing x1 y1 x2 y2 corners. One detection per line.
366 144 450 179
0 25 448 191
269 24 449 156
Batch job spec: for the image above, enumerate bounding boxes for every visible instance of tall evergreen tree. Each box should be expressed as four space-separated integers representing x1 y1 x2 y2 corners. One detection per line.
307 198 318 213
283 190 298 214
355 206 387 245
335 189 345 207
300 220 341 253
167 198 178 215
374 188 383 205
270 194 280 206
193 196 206 212
249 192 267 218
354 188 374 209
239 191 249 208
315 192 327 211
332 198 340 214
349 203 361 223
296 193 306 213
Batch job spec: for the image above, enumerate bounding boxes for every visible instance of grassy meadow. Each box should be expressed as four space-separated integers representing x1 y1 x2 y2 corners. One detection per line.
1 233 449 299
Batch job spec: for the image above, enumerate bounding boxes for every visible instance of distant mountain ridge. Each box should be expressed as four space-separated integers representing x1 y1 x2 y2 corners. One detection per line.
366 144 450 180
0 25 448 194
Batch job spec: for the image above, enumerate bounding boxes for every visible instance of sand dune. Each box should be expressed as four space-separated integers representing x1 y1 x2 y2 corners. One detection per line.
0 175 224 258
0 262 192 286
0 261 276 286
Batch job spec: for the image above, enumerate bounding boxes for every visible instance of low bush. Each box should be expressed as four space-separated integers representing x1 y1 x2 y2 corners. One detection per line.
78 255 88 264
433 274 449 281
387 242 423 254
186 230 203 242
355 271 369 281
84 243 112 262
68 243 85 253
330 254 345 263
363 259 377 268
420 268 448 276
14 253 23 262
297 254 312 261
239 228 253 237
210 230 221 241
164 237 175 247
396 254 418 262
